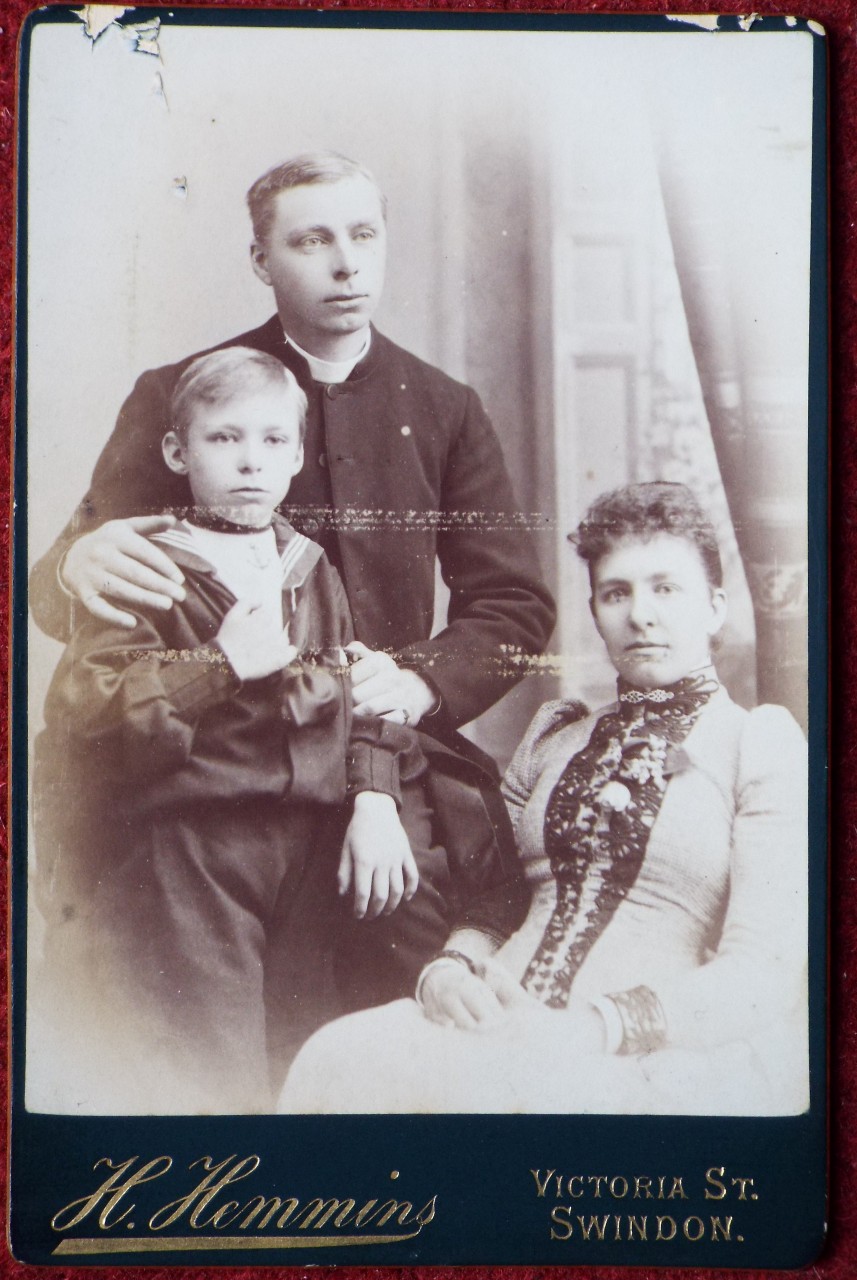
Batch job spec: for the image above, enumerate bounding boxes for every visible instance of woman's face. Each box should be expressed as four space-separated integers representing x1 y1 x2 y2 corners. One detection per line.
590 533 727 690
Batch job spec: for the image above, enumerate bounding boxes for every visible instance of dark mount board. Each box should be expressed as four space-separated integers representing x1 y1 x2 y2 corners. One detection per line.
10 9 827 1268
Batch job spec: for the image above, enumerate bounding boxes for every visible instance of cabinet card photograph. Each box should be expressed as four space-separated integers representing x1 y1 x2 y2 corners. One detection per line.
12 9 827 1269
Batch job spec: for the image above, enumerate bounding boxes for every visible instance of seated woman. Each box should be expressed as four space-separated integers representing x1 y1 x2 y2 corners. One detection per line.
279 482 808 1116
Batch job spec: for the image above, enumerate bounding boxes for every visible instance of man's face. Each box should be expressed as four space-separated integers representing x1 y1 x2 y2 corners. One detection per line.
250 175 387 359
163 387 305 527
590 533 727 690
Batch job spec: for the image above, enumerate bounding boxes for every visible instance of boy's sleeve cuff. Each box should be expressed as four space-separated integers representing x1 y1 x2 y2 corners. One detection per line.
345 742 402 808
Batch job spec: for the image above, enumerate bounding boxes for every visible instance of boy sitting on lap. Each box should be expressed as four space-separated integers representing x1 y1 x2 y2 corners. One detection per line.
34 347 454 1113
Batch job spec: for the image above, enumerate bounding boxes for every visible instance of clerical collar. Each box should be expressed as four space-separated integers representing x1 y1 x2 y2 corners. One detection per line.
284 329 371 384
185 510 274 536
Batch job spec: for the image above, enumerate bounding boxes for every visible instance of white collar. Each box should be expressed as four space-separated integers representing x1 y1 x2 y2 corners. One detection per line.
285 329 371 384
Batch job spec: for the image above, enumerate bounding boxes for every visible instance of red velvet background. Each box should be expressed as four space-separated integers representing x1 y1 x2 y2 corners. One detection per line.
0 2 851 1277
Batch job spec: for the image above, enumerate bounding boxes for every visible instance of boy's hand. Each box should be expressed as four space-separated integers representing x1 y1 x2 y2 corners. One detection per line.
216 599 298 680
338 791 419 920
61 516 187 628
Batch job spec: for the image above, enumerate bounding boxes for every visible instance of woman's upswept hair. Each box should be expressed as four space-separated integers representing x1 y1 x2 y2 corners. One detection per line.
246 151 387 244
170 347 308 444
571 481 723 589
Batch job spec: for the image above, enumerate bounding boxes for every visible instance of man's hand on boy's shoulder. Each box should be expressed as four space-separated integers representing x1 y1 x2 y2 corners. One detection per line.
338 791 420 920
60 515 186 628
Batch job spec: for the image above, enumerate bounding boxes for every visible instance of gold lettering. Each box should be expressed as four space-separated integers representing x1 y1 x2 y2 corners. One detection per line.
609 1176 628 1198
628 1215 648 1240
275 1199 302 1229
731 1175 754 1200
656 1215 677 1241
235 1196 293 1230
52 1157 173 1233
148 1156 258 1230
416 1196 437 1228
205 1201 242 1229
683 1215 705 1241
550 1205 573 1240
568 1176 584 1199
668 1177 688 1200
634 1176 653 1199
711 1215 734 1241
190 1157 261 1228
353 1200 379 1227
297 1198 357 1230
530 1169 555 1198
372 1199 414 1227
704 1167 727 1200
587 1176 607 1197
576 1215 610 1241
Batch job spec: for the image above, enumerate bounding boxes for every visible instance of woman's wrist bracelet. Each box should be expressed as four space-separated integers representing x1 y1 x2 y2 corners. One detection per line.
602 985 668 1055
435 949 480 975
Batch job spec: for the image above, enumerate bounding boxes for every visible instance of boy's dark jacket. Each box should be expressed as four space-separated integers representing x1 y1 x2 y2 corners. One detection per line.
29 320 556 732
33 517 527 938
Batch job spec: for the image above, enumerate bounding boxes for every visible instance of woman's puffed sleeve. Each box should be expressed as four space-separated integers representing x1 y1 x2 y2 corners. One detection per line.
643 704 808 1052
502 698 590 839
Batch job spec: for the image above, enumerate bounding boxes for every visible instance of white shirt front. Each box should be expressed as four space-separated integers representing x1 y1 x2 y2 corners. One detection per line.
183 522 284 630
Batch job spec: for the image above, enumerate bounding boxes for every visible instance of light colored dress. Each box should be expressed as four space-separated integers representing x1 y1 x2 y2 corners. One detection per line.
280 681 808 1116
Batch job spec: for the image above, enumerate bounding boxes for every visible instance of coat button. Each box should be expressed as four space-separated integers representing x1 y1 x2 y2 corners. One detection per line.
319 452 327 468
304 517 319 534
325 385 339 400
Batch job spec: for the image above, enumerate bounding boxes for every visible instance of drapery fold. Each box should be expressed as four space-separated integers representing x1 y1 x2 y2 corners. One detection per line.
657 125 810 729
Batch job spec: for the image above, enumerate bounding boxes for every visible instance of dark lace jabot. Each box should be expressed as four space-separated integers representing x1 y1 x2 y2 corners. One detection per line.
523 669 719 1009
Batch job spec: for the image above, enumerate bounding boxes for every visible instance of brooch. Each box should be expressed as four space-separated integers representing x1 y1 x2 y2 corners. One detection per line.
598 780 632 812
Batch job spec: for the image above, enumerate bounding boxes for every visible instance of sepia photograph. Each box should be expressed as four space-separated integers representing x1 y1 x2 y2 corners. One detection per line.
19 13 819 1131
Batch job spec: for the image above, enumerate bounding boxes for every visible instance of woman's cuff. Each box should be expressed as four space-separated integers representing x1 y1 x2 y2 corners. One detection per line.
589 996 625 1054
593 986 668 1056
415 950 479 1008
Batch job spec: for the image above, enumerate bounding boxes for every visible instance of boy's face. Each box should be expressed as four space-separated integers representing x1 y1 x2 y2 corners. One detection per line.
163 386 304 527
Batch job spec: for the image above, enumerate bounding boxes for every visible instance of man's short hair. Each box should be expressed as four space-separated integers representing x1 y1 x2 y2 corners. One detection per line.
246 150 387 244
170 347 308 444
571 481 724 590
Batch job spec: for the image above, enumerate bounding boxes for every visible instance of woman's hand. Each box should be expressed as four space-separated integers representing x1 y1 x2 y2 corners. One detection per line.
418 959 506 1030
418 954 536 1031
